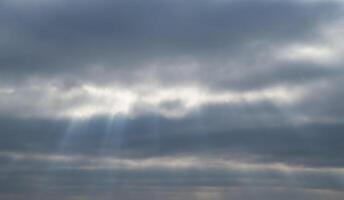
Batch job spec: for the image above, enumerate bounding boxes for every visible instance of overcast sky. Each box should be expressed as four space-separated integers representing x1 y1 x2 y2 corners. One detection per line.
1 0 344 199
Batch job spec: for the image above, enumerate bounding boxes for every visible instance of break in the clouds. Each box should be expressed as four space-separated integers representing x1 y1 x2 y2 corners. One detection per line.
1 0 344 199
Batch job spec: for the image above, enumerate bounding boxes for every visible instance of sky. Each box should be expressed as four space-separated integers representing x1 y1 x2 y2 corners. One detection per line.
1 0 344 199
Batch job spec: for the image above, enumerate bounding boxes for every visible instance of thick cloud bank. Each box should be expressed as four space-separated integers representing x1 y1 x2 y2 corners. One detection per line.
1 0 344 199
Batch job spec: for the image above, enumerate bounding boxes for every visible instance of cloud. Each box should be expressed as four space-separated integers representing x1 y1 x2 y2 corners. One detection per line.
1 0 344 199
1 109 344 167
0 82 304 118
0 0 341 86
1 150 344 199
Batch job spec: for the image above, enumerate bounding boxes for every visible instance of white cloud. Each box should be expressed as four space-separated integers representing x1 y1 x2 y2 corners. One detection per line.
0 83 304 119
277 44 335 63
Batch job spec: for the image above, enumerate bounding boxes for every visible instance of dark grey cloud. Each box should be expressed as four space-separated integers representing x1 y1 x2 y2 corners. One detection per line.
0 0 341 89
1 150 344 199
1 0 344 199
294 77 344 120
0 102 343 167
200 62 344 91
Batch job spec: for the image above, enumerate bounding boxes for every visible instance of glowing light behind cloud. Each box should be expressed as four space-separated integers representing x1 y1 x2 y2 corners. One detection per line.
0 83 304 119
277 44 335 63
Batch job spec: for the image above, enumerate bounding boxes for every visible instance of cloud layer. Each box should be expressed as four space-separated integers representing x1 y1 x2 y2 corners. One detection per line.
1 0 344 199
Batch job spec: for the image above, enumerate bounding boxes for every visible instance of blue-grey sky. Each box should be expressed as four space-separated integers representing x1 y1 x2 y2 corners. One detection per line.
1 0 344 199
